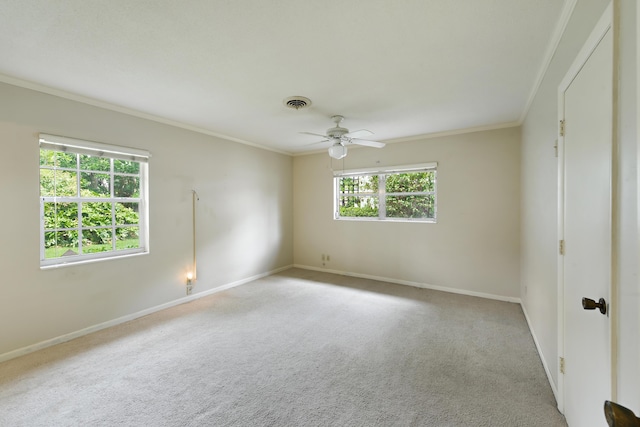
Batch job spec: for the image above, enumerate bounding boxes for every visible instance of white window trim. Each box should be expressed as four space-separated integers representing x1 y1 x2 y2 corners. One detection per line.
332 162 437 177
40 134 150 163
39 134 150 268
333 162 437 223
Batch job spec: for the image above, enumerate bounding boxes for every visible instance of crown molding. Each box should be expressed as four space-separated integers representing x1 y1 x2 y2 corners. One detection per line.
0 73 291 156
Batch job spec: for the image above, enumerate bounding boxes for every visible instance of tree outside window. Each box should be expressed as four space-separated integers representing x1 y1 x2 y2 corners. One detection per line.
335 165 436 222
39 134 149 267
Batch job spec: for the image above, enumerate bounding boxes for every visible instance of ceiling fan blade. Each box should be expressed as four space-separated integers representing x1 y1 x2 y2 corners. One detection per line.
350 138 386 148
305 139 330 146
344 129 373 139
300 131 328 138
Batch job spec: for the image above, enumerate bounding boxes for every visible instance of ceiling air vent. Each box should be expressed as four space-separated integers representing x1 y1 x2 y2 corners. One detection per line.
283 96 312 110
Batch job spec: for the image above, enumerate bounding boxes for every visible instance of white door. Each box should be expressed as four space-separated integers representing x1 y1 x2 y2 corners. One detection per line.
559 10 613 427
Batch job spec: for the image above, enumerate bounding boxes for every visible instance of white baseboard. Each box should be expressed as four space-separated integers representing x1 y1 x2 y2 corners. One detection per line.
3 262 560 406
0 264 293 364
520 303 559 402
293 264 521 304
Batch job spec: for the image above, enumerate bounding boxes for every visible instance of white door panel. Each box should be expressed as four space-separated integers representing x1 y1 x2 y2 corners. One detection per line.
561 25 612 427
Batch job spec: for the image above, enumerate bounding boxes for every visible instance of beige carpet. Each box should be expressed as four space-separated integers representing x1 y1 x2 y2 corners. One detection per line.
0 268 566 426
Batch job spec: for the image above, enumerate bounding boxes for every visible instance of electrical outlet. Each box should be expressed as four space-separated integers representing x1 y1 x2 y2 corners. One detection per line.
186 272 193 295
326 255 330 262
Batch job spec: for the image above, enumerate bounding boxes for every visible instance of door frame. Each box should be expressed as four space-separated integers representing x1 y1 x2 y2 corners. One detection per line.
556 1 617 413
636 0 640 410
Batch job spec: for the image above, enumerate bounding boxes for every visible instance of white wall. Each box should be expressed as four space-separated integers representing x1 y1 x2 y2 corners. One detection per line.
521 0 639 410
520 0 610 391
0 82 293 357
293 127 521 299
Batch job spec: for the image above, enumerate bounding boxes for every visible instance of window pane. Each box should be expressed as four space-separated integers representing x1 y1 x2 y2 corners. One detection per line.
81 202 112 228
115 202 139 225
81 229 113 254
80 172 110 197
41 170 77 197
56 152 77 169
114 159 140 174
386 195 435 219
385 171 435 193
82 227 113 249
114 175 140 198
40 149 55 167
80 154 110 172
339 175 378 194
56 170 78 197
44 202 78 229
339 196 379 217
115 227 140 250
44 230 79 259
40 169 55 197
81 201 113 249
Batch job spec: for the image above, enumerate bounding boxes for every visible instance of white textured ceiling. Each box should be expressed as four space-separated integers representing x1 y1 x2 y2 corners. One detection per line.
0 0 566 154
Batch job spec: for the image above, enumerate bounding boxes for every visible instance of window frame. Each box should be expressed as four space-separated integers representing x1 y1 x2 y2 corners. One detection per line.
39 134 150 268
333 162 437 223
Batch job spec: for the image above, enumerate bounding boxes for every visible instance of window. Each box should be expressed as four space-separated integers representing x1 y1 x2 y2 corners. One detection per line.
39 134 149 267
334 163 437 222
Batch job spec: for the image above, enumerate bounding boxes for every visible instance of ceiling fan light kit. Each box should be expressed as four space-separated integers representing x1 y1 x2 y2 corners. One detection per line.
300 115 386 159
328 143 347 159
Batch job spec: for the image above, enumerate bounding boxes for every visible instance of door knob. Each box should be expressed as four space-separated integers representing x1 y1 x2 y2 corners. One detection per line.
582 297 607 315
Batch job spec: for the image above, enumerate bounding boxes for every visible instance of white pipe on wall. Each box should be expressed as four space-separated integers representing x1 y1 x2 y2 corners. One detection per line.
192 189 199 281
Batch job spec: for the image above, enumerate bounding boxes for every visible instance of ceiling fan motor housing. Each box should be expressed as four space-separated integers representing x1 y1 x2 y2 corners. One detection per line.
327 126 349 138
327 114 349 139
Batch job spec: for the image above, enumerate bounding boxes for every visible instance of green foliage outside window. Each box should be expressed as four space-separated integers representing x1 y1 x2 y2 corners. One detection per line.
338 175 379 217
40 149 141 256
337 170 436 220
385 172 435 219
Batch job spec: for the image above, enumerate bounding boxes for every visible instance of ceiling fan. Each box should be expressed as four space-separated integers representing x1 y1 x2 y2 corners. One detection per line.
301 115 385 159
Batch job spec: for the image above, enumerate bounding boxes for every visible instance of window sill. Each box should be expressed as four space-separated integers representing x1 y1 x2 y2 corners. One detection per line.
40 250 148 270
334 217 437 224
